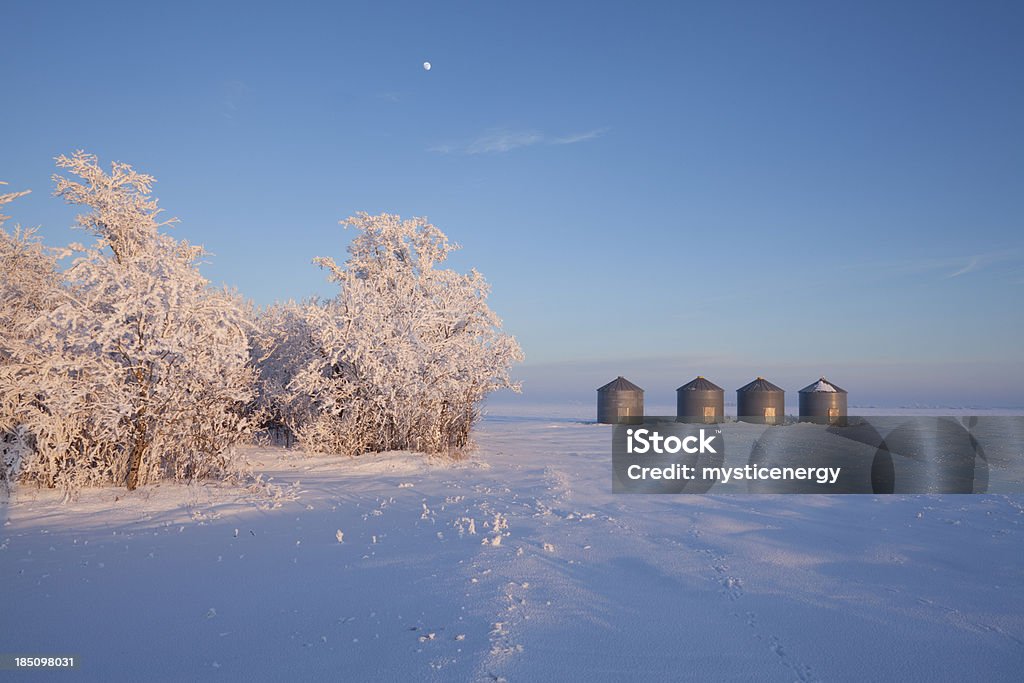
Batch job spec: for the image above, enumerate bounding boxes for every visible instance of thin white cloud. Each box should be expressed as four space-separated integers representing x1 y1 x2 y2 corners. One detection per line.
466 129 544 154
947 256 982 278
221 80 249 120
944 250 1022 279
551 128 608 145
843 248 1022 280
431 126 608 155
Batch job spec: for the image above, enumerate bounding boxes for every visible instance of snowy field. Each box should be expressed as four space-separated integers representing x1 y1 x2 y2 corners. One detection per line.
3 414 1024 681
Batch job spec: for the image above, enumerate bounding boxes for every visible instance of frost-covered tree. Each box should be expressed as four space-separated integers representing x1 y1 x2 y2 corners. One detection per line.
0 184 58 342
0 183 65 491
2 154 257 493
249 300 309 445
256 213 522 455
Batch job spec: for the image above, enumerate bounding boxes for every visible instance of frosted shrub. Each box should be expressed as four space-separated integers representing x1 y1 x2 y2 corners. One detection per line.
256 213 522 455
1 184 65 490
249 300 309 445
1 154 257 492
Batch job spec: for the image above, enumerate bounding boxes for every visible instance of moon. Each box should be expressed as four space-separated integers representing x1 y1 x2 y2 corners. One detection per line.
423 61 431 71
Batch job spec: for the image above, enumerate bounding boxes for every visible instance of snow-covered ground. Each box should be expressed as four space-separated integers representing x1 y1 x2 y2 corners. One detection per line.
3 414 1023 681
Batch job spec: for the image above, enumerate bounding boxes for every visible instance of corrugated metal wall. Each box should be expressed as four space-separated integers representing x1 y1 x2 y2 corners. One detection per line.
597 377 644 424
737 377 785 425
677 377 725 423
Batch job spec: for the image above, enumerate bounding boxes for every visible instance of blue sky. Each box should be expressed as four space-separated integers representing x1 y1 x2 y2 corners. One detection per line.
3 1 1023 406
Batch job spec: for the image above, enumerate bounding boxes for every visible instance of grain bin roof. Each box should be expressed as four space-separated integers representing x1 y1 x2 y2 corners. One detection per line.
737 377 784 393
597 376 643 393
799 377 847 394
677 376 723 392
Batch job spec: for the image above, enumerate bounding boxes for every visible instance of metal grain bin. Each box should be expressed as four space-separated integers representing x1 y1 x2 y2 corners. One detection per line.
597 376 644 424
736 377 785 425
676 376 725 423
798 377 848 425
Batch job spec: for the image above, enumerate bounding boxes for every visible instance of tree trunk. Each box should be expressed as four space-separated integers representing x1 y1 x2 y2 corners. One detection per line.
126 416 147 491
